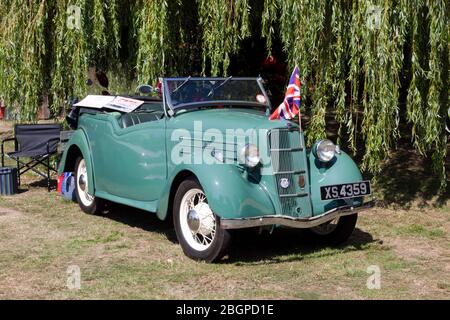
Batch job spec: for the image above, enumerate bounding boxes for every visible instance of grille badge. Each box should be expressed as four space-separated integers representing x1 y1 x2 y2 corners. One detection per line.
298 175 305 188
280 178 290 189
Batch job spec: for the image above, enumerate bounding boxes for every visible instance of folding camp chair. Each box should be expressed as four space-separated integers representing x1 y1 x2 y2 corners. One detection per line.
1 124 61 192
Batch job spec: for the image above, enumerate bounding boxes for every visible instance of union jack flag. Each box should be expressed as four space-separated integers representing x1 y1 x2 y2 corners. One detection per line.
269 66 301 120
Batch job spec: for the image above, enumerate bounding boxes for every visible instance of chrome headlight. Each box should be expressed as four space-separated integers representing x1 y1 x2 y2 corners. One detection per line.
239 144 260 168
314 139 336 162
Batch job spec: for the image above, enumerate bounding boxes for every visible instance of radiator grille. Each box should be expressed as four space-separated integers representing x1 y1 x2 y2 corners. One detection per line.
268 128 308 215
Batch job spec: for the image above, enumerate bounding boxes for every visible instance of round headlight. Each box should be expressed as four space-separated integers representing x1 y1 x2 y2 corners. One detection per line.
315 139 336 162
239 144 260 168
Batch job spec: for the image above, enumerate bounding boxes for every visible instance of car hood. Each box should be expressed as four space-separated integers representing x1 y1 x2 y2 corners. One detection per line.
168 108 295 132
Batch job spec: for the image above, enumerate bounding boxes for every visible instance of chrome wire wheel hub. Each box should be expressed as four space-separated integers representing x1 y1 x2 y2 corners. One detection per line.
78 173 87 191
311 217 340 235
76 159 94 207
180 189 216 251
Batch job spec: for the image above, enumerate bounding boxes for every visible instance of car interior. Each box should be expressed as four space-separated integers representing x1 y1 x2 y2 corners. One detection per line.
117 101 164 129
77 97 164 129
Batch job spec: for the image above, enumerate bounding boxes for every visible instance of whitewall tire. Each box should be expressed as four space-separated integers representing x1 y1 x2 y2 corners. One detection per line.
173 178 230 262
74 157 105 215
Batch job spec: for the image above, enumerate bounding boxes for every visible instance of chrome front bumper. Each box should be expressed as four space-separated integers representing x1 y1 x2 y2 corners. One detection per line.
220 201 375 229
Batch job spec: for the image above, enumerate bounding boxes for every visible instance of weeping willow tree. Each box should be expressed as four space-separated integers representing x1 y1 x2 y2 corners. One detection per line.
405 0 449 187
135 0 168 84
134 0 202 83
52 0 88 115
0 0 448 188
198 0 251 76
0 0 48 121
261 0 449 188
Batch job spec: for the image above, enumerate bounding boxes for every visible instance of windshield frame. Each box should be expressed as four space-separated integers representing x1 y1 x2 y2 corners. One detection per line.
162 77 271 115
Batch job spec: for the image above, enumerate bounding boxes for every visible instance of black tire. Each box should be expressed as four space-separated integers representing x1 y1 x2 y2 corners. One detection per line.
173 178 230 262
74 156 105 215
306 214 358 246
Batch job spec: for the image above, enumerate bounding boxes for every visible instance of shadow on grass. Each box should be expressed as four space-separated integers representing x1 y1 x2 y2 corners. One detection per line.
27 178 58 190
374 146 450 209
225 227 377 264
103 203 178 242
99 202 377 264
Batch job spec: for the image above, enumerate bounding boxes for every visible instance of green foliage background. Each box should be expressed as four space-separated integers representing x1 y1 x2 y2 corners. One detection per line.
0 0 448 187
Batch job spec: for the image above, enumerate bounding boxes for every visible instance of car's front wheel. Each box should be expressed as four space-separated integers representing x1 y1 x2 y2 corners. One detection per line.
74 157 105 215
306 214 358 246
173 178 230 262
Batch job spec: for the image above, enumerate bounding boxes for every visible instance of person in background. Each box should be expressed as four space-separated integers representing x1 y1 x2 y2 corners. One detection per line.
0 100 6 120
86 67 110 95
260 55 286 112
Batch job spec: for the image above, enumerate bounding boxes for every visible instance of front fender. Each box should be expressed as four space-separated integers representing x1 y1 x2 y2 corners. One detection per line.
157 164 276 220
308 150 364 215
58 129 95 195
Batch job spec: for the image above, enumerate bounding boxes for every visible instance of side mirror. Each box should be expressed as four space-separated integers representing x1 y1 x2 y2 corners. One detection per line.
136 84 154 95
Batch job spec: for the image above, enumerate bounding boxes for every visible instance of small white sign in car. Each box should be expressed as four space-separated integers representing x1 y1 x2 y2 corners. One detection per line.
74 95 144 113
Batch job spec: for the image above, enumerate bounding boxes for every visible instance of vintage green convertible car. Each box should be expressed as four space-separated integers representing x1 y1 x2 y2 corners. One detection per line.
59 77 373 262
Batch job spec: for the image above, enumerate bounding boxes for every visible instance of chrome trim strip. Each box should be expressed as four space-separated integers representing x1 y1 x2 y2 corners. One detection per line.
270 147 304 152
279 192 309 198
179 136 238 146
220 201 375 229
273 169 306 175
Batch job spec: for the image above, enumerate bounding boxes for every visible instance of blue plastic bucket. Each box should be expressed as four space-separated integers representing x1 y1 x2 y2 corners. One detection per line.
0 167 18 195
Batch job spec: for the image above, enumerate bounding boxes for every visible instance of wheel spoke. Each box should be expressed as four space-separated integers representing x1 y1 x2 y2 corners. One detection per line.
203 234 212 243
180 188 218 251
203 224 215 233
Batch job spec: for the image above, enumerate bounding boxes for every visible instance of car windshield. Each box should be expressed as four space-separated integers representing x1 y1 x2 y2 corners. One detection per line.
163 77 270 111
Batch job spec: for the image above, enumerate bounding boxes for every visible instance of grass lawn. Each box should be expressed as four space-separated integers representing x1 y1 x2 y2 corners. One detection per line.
0 120 449 299
0 188 448 299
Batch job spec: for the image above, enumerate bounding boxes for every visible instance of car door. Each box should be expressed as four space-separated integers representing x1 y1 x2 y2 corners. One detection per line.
91 113 167 202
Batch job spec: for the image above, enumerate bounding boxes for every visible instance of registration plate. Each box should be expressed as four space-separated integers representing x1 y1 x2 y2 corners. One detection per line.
320 181 371 201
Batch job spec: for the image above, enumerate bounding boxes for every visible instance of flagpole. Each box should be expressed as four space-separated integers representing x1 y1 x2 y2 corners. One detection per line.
298 78 303 152
298 109 303 151
298 77 302 132
298 107 302 132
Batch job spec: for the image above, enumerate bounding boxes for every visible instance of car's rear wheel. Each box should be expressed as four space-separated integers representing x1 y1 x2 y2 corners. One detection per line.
306 214 358 246
74 157 105 215
173 178 230 262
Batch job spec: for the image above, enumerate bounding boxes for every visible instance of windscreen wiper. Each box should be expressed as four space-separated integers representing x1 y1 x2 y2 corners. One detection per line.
207 76 232 97
172 76 192 93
